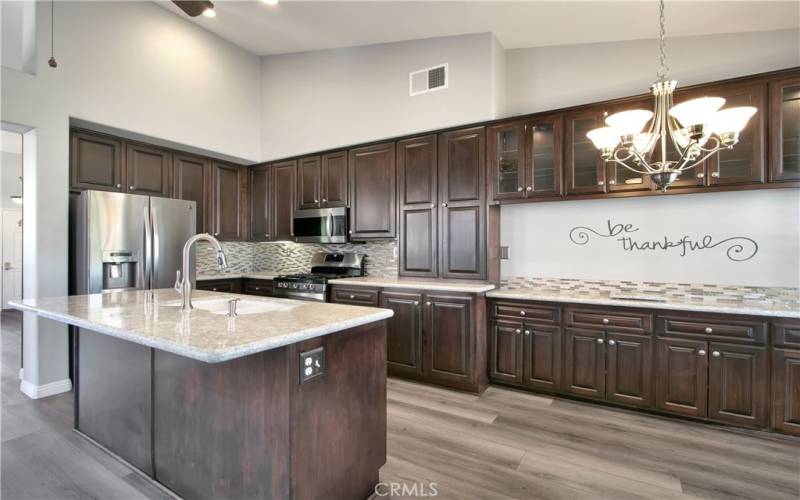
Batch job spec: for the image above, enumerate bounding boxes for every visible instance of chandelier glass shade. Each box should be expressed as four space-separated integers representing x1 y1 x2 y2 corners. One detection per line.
586 1 758 191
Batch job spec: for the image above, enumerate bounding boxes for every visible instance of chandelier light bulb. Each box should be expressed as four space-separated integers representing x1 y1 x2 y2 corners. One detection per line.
586 127 621 150
709 106 757 135
633 133 655 154
668 96 725 128
202 7 216 17
605 109 654 137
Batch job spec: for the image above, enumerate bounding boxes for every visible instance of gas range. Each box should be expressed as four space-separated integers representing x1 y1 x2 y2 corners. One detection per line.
272 252 364 302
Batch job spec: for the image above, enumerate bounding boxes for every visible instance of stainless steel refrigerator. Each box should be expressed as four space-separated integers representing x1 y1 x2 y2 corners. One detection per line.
71 190 197 294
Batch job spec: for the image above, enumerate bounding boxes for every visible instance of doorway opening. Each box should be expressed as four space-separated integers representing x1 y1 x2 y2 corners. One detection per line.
1 129 23 310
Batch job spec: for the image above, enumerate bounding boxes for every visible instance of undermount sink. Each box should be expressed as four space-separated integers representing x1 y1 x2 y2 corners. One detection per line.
162 298 297 315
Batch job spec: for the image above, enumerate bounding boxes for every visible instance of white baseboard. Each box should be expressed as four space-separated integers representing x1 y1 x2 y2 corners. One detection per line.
20 377 72 399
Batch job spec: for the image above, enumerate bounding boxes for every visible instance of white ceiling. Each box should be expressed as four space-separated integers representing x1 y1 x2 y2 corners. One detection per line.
156 1 800 56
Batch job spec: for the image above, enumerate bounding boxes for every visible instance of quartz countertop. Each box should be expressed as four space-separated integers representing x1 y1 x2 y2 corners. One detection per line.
487 278 800 319
196 272 279 281
328 276 495 293
10 289 393 363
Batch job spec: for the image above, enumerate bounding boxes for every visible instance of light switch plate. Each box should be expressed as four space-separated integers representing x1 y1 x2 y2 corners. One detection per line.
299 347 325 383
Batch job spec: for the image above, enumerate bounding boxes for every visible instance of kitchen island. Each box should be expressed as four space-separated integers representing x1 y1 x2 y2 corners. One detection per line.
11 289 393 500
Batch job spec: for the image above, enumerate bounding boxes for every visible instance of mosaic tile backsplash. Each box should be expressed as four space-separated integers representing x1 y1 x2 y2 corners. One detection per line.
196 240 398 278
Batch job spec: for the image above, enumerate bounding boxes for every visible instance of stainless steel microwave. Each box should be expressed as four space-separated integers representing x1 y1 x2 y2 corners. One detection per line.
293 207 348 243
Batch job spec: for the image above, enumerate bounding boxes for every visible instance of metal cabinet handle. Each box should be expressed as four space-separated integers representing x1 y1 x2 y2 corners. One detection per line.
349 294 355 299
712 351 721 357
517 187 523 192
705 327 713 334
441 202 448 207
602 318 610 324
265 233 270 238
129 185 135 190
430 203 435 209
214 232 220 236
314 199 319 203
711 172 720 178
524 330 531 336
696 172 705 179
413 301 419 306
597 338 604 344
212 287 218 291
698 349 707 356
520 311 526 316
322 198 327 203
608 339 616 346
348 230 353 234
608 180 616 185
597 181 605 186
515 329 521 334
426 301 432 306
116 183 122 188
526 186 532 191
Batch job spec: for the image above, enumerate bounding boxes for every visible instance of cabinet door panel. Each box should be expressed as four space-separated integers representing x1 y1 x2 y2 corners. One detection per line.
606 333 652 407
527 115 562 196
349 143 396 239
523 324 561 392
398 135 437 206
490 321 523 384
440 205 482 279
769 75 800 182
211 163 243 241
321 151 348 207
439 127 485 204
399 208 436 277
70 131 123 191
424 294 473 387
708 343 767 428
564 328 605 399
489 121 526 201
126 143 171 197
297 156 321 210
249 165 270 241
655 338 708 417
271 161 296 241
772 348 800 436
173 153 209 234
381 291 424 377
566 112 606 194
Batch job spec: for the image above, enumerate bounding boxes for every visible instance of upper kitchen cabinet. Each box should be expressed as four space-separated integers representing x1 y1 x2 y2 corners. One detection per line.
173 153 210 234
602 100 654 193
565 110 607 195
397 135 438 277
489 121 526 201
297 156 322 210
249 164 271 242
271 160 296 241
210 162 246 241
349 142 396 239
321 151 349 207
125 142 172 197
769 74 800 182
438 126 486 279
70 130 124 192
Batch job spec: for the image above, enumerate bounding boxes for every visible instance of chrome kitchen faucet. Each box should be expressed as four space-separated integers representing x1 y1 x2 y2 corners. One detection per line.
174 233 228 310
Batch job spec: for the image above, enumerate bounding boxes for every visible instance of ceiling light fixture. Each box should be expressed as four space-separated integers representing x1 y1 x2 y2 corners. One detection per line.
261 0 279 5
202 7 216 17
172 1 216 18
586 0 756 192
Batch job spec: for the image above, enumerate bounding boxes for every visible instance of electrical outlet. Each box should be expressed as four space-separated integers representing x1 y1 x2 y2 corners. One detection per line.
299 347 325 383
500 246 510 260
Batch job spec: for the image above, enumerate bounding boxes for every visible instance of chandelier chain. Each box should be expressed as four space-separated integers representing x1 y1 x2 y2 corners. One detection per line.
657 0 669 80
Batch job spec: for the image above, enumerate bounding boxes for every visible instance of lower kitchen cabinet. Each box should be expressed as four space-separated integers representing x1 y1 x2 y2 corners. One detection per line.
380 291 424 378
772 348 800 435
425 293 476 390
489 320 524 384
242 279 273 297
195 278 242 294
489 321 562 392
564 328 606 400
655 337 708 417
605 332 652 407
708 343 768 427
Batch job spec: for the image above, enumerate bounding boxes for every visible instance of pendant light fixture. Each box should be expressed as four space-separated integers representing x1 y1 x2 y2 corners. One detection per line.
48 0 57 68
586 0 757 191
173 1 216 18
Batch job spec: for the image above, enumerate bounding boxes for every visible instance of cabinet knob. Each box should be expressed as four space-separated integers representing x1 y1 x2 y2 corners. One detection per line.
348 230 353 234
712 351 721 357
696 172 705 179
413 301 419 306
526 186 532 191
520 311 526 316
597 338 604 344
212 287 218 291
517 187 523 192
608 339 616 346
265 234 270 238
314 199 319 203
602 318 610 324
524 330 531 336
711 172 720 178
441 202 448 207
349 294 355 299
704 327 713 334
129 185 135 190
430 203 435 209
597 181 605 186
116 183 122 188
426 301 432 306
322 198 327 203
608 180 616 185
698 349 707 356
515 329 521 334
214 232 220 236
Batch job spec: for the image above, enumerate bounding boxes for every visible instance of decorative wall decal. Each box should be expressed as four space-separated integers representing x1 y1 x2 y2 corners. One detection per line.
569 219 759 262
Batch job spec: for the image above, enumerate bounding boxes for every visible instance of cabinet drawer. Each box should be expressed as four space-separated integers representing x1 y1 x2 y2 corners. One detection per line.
657 314 766 344
772 322 800 349
196 279 239 293
566 307 652 334
330 287 380 306
492 302 560 324
243 280 273 297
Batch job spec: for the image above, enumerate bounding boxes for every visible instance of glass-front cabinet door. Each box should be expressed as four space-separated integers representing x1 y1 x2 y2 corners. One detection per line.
705 82 766 185
769 75 800 182
526 115 562 196
488 121 526 201
566 110 606 195
603 99 654 193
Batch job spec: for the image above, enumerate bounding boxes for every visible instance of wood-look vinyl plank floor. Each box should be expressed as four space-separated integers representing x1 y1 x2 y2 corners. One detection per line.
2 311 798 500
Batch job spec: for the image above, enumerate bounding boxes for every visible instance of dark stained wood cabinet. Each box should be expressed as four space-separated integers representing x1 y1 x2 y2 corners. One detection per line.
329 286 381 307
655 337 708 418
438 127 486 279
125 142 171 197
565 109 606 195
708 342 768 427
605 332 652 407
397 135 438 277
522 323 561 392
321 151 349 208
488 121 526 201
271 160 296 241
242 279 273 297
489 320 523 384
173 153 210 234
769 74 800 182
381 291 424 378
249 164 270 241
564 327 606 400
772 348 800 436
424 293 476 391
195 278 242 293
70 130 124 192
210 162 246 241
297 156 322 210
349 142 396 239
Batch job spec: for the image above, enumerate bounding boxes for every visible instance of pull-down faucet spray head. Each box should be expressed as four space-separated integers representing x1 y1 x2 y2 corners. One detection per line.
216 249 228 270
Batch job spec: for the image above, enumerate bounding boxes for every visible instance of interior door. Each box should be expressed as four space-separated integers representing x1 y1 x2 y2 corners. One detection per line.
150 197 196 289
2 210 22 308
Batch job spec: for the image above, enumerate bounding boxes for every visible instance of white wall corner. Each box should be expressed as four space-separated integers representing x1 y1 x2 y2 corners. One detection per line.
490 33 507 119
20 376 72 399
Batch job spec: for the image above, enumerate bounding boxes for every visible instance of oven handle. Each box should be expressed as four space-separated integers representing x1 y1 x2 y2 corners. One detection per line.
327 211 334 238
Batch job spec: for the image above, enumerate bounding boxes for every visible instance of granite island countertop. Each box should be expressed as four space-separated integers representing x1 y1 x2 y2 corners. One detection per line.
10 289 393 363
487 277 800 319
328 276 495 293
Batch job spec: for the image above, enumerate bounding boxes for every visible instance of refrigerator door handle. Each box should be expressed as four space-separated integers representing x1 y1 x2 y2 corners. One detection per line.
151 206 159 289
143 205 152 290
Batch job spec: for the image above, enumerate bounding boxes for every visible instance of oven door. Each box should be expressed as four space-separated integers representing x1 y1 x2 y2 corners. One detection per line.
293 207 348 243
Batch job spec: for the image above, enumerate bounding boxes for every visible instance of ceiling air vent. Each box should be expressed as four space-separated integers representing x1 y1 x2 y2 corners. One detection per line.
409 64 448 96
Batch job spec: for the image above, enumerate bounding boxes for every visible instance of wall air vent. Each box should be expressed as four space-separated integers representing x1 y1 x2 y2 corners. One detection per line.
409 63 448 96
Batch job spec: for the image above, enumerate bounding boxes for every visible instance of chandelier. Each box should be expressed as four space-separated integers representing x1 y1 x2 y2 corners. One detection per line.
586 0 757 191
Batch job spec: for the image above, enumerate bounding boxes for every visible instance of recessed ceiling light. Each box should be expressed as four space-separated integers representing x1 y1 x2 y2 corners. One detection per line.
202 7 216 17
261 0 279 5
